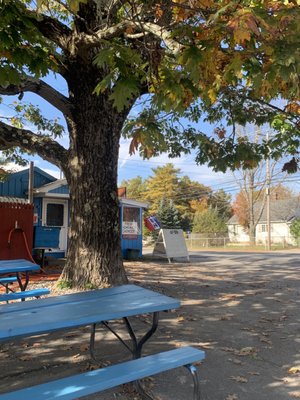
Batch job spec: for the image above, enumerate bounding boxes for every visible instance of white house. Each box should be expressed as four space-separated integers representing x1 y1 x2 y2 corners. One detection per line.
227 198 300 245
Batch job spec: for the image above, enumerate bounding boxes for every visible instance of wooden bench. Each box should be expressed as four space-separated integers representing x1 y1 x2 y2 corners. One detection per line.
0 346 205 400
0 277 18 293
0 288 50 302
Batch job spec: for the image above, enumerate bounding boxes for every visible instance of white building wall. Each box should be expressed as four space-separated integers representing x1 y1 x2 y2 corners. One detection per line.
256 222 294 244
228 224 250 242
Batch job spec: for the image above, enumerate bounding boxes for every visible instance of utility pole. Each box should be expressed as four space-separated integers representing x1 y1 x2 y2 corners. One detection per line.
28 161 34 204
266 132 271 250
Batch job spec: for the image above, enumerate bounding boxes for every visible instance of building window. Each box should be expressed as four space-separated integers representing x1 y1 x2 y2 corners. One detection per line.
46 204 64 226
122 207 141 238
261 224 267 233
260 224 273 232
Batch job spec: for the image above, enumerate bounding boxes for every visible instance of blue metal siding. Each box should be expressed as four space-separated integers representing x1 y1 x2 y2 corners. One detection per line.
121 236 143 258
34 226 60 248
33 198 43 226
120 206 142 258
1 168 144 258
49 185 69 194
0 173 29 198
0 168 55 199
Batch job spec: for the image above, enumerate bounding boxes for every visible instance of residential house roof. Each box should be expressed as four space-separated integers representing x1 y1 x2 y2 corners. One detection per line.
0 196 29 204
227 198 300 225
34 178 148 208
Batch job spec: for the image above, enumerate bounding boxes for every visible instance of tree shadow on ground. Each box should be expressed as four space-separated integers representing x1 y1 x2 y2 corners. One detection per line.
0 253 299 400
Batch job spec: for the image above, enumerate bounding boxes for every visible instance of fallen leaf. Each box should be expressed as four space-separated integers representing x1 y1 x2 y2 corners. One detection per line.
220 315 233 321
237 347 257 356
19 355 32 361
288 367 300 374
228 358 243 365
290 392 300 398
62 345 73 351
279 315 288 321
198 342 215 349
259 317 274 323
259 337 272 345
64 333 78 338
248 371 260 376
230 375 248 383
32 342 42 347
226 395 238 400
193 361 204 366
186 316 197 321
220 347 236 353
79 344 89 352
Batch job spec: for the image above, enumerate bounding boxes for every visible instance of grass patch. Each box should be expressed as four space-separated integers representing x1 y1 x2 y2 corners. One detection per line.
56 280 72 290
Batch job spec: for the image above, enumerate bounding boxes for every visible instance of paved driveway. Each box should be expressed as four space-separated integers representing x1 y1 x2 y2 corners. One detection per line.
0 250 299 400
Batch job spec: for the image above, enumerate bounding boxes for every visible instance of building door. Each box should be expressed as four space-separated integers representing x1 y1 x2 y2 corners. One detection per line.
42 199 68 251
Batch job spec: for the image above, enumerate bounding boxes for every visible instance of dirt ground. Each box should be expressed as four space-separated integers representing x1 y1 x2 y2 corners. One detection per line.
0 252 300 400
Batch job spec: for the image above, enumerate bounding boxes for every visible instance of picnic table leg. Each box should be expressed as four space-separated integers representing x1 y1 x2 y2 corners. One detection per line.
185 364 201 400
123 312 160 359
89 312 160 361
123 312 159 400
16 272 29 291
90 322 134 362
89 313 160 399
89 324 97 361
16 272 31 301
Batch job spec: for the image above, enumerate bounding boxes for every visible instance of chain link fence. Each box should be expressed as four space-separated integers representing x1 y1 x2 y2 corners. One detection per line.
185 234 300 250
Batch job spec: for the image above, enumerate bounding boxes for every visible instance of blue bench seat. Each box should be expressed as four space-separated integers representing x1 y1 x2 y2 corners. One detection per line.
0 277 18 285
0 346 205 400
0 288 50 302
0 277 18 293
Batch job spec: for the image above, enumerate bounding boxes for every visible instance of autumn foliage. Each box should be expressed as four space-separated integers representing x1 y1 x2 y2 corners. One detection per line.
0 0 299 286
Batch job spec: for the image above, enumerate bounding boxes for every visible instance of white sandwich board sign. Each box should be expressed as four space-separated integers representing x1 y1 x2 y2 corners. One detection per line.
152 229 189 263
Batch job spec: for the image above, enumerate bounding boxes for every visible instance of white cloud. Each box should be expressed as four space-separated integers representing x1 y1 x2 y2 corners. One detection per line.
1 162 28 173
117 138 233 191
42 168 62 179
118 138 141 169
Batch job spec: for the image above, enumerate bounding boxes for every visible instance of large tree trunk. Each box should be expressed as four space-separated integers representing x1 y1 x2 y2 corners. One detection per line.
60 61 129 288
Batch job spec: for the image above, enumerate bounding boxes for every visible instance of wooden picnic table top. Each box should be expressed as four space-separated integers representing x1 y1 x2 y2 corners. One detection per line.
0 284 180 342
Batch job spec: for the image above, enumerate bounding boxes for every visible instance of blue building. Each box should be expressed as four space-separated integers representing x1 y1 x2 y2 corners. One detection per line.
0 167 147 259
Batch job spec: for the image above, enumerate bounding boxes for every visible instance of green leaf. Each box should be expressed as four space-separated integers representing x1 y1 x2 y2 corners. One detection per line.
109 77 140 111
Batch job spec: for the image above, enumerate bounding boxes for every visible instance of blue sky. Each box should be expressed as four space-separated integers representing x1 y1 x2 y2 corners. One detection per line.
0 73 235 190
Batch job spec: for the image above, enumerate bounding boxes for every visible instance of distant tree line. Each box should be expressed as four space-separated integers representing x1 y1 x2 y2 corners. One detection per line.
121 163 232 235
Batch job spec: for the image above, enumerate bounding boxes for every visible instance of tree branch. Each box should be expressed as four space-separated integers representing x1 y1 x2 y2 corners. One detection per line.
26 9 73 51
0 121 68 171
79 20 182 54
0 77 72 118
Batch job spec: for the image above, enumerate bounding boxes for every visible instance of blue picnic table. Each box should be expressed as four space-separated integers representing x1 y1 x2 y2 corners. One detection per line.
0 284 179 347
0 284 206 400
0 259 40 291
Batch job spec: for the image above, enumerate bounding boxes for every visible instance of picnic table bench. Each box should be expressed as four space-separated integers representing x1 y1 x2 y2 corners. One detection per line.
0 346 204 400
0 259 50 302
0 284 205 400
0 276 18 293
0 288 50 302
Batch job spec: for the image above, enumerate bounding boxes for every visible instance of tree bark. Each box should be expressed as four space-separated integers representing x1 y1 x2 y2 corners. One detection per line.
60 61 129 288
